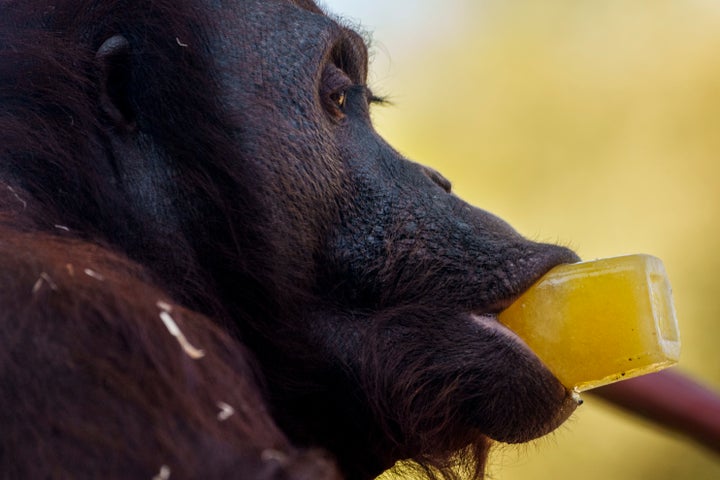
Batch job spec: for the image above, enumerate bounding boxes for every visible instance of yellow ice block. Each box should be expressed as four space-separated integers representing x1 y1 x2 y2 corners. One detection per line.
498 254 680 392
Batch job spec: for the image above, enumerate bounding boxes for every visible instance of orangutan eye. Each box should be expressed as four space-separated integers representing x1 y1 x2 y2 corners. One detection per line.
320 64 352 118
330 90 347 109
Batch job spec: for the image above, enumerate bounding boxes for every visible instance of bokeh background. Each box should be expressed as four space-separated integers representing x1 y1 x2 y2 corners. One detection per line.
320 0 720 478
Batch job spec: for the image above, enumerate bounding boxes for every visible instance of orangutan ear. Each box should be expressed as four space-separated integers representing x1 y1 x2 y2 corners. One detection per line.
96 34 136 131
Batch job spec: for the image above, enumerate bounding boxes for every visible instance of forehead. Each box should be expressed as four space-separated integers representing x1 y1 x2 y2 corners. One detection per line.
207 0 366 78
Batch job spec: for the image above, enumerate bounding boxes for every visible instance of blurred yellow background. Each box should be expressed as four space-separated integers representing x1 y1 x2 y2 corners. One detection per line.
324 0 720 478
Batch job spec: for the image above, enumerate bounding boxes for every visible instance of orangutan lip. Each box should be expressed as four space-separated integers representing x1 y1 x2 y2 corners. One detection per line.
470 313 498 326
470 313 510 334
469 313 534 353
479 295 519 316
479 255 578 316
467 296 518 330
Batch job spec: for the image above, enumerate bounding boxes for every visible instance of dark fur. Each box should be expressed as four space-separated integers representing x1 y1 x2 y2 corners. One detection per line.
0 1 579 479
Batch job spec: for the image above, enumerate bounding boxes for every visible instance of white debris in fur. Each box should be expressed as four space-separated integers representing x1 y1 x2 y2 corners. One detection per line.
156 300 173 312
6 186 26 210
83 268 104 281
158 310 205 359
175 37 188 47
32 272 58 294
152 465 171 480
261 449 288 464
31 278 42 294
217 401 235 421
54 224 70 231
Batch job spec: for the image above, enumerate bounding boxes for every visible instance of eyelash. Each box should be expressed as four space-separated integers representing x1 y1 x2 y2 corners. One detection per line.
368 92 387 106
321 64 386 117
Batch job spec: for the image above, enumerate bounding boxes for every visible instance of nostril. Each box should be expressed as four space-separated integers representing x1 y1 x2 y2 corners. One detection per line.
421 165 452 193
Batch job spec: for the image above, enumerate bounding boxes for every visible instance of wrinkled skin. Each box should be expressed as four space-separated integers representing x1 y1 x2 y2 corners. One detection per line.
211 2 578 473
0 0 578 479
